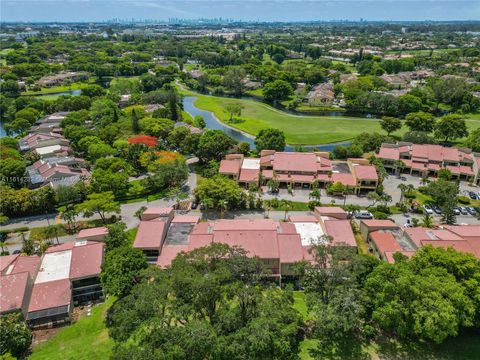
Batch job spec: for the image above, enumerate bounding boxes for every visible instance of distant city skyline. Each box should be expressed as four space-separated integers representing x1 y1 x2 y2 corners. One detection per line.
1 1 479 23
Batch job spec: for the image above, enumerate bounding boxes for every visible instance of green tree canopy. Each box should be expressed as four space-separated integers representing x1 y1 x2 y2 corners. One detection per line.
254 128 286 152
100 246 148 297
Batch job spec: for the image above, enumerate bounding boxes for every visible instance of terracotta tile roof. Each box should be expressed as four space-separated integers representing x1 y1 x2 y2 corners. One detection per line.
0 272 30 313
384 251 415 264
239 168 260 182
141 207 173 218
443 225 480 239
9 256 40 279
378 147 400 161
156 245 189 268
69 242 104 280
278 234 304 263
315 206 347 215
362 220 399 229
213 231 279 259
331 173 356 187
213 219 278 232
171 215 200 223
262 169 274 179
76 227 108 240
421 240 477 258
0 255 19 273
288 215 318 222
28 279 71 313
134 221 167 249
219 159 241 175
370 231 402 255
273 152 317 173
324 220 357 247
353 165 378 180
278 222 298 234
290 174 315 183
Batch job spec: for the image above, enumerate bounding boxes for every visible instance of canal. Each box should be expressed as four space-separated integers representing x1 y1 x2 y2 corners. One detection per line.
183 96 351 152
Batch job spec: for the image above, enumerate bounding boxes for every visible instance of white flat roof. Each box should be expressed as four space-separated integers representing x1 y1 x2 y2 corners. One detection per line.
293 222 326 246
35 250 72 284
36 144 61 155
242 158 260 170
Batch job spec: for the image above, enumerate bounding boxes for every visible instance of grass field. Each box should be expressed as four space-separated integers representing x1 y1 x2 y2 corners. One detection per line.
182 90 480 145
29 297 115 360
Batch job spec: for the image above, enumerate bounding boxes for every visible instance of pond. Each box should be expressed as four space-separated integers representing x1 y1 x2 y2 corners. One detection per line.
183 96 352 152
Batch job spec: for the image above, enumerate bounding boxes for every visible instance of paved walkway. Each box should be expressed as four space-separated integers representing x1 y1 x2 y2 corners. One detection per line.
0 171 198 231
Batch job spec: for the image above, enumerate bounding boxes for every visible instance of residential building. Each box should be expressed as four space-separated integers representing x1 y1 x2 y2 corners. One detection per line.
134 207 358 284
0 240 104 327
305 83 335 106
377 142 476 181
27 158 89 188
219 151 378 194
19 132 69 152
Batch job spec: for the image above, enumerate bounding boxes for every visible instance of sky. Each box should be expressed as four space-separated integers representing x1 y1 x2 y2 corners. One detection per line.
1 0 480 23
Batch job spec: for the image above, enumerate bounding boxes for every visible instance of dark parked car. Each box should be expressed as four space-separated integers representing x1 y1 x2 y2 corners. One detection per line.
466 207 477 216
12 250 21 255
432 204 442 214
191 201 197 210
468 191 477 200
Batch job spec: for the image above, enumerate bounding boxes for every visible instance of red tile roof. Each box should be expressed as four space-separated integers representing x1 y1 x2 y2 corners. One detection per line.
331 173 356 187
278 222 298 234
28 279 71 313
278 234 304 263
362 220 399 229
353 165 378 180
134 221 166 249
324 220 357 247
384 251 415 264
288 215 318 223
378 147 400 161
171 215 200 223
140 207 173 217
443 225 480 239
0 272 30 313
9 256 40 279
421 240 477 258
69 242 104 280
0 255 19 273
213 231 279 259
219 159 241 175
239 168 260 182
370 231 402 255
315 206 347 216
212 219 278 232
273 152 317 173
76 227 108 240
157 245 189 268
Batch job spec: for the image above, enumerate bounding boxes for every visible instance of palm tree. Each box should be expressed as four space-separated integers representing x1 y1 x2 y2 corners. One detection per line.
421 213 435 228
263 199 272 218
0 239 6 254
281 199 292 221
397 183 408 204
394 160 405 176
44 225 59 245
61 208 78 234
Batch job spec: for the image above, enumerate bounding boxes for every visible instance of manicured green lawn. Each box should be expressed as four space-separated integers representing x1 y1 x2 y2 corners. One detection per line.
29 297 115 360
183 91 480 145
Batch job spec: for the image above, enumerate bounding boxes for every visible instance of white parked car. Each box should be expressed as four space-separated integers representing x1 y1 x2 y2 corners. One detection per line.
422 205 433 215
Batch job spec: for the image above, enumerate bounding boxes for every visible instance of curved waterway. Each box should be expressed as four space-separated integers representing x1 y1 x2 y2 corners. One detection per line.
183 96 352 152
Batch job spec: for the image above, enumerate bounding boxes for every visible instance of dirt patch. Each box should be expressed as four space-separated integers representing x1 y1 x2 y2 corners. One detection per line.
31 304 93 346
